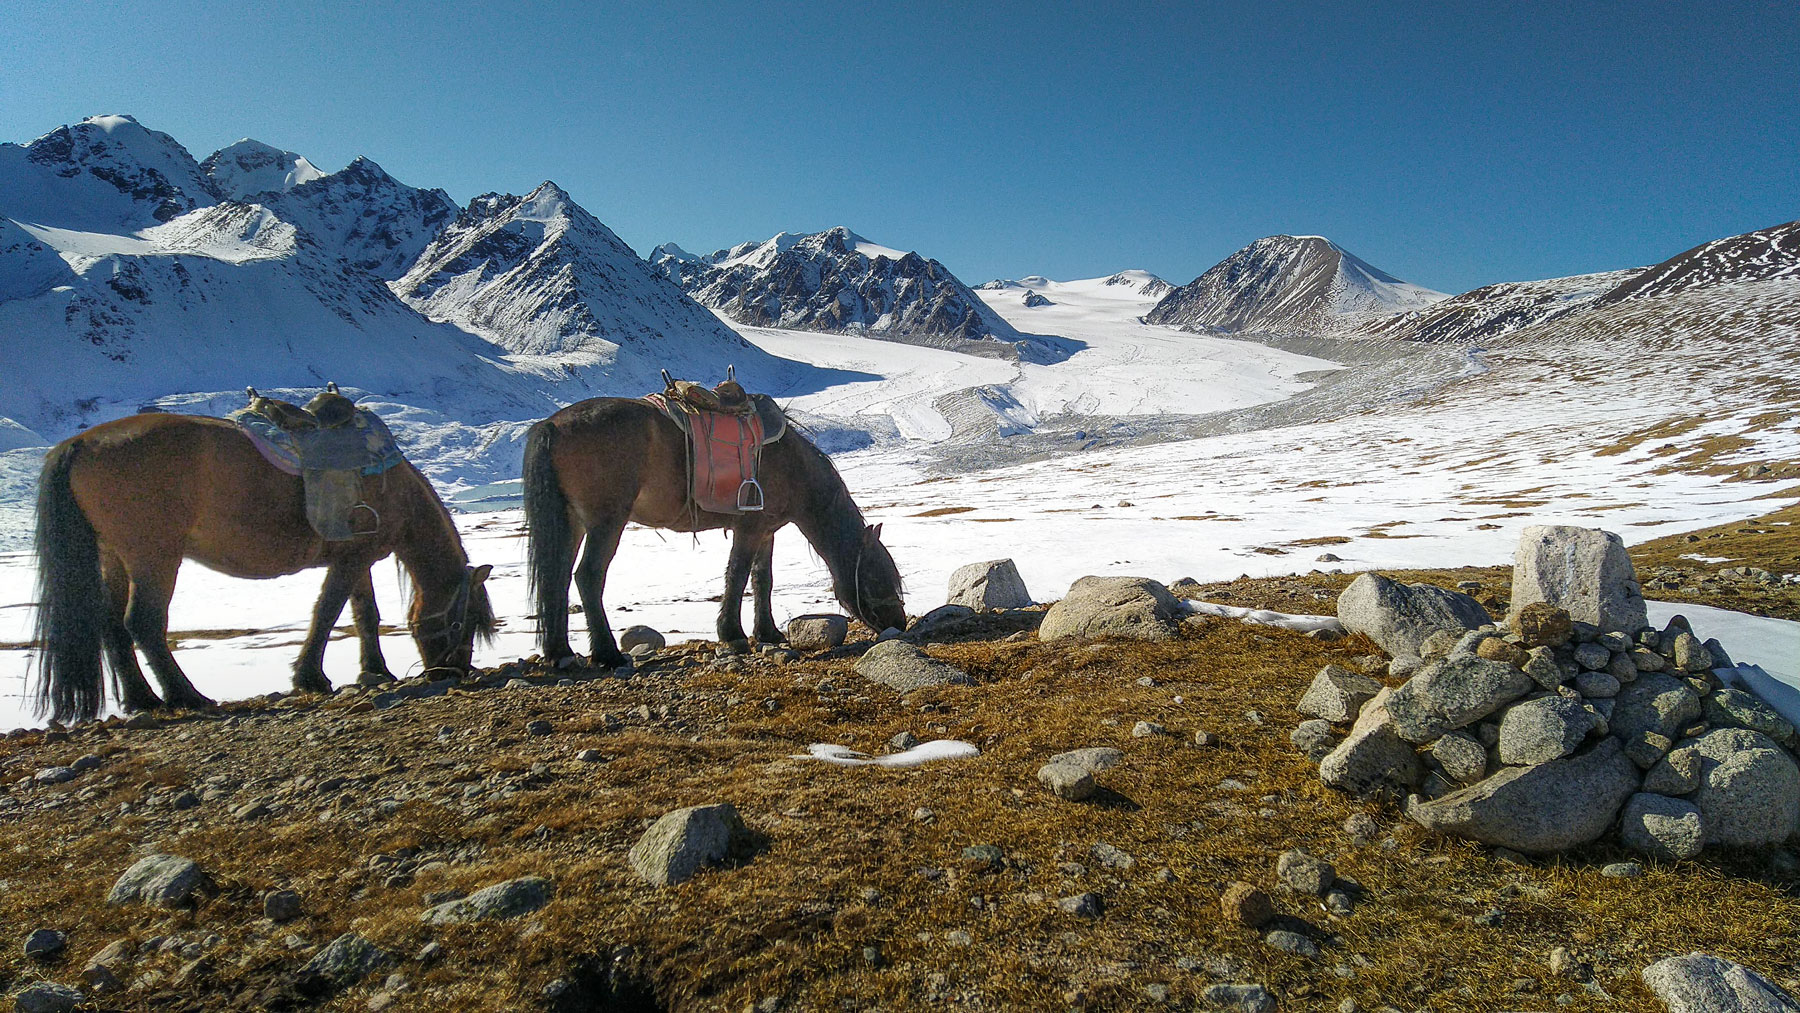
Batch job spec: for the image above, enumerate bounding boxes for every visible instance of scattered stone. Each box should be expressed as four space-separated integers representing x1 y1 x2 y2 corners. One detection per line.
1601 861 1643 878
1508 525 1647 633
1220 881 1274 927
1091 843 1135 870
1046 747 1124 774
34 766 76 785
1386 655 1533 743
854 641 973 692
1336 572 1489 658
1038 576 1184 641
106 853 215 908
889 731 920 751
1265 929 1320 958
22 928 66 959
1403 738 1640 853
421 876 552 924
961 845 1005 872
1202 983 1277 1013
1431 731 1489 784
1297 665 1384 723
1686 728 1800 846
576 748 604 762
628 803 754 886
1277 849 1335 895
785 615 849 651
1318 688 1424 798
264 889 302 922
297 932 393 996
525 719 553 736
11 982 85 1013
1291 719 1338 762
1641 952 1800 1013
1132 720 1167 738
1497 695 1594 765
1058 892 1104 918
233 801 272 821
617 625 664 653
1038 763 1095 801
1193 730 1220 747
1342 812 1381 843
1513 602 1575 649
946 559 1033 610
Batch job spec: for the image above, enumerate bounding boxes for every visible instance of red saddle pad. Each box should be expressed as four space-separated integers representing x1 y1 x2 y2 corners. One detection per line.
689 409 765 514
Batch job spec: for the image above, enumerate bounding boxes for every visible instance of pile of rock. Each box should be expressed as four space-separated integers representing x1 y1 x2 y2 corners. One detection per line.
1302 525 1800 857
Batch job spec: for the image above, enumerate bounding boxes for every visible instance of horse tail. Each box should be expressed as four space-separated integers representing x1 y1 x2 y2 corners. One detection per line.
32 441 107 724
522 419 571 628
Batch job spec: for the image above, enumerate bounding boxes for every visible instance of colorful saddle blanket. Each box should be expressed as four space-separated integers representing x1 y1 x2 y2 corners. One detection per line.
230 396 406 541
643 381 787 516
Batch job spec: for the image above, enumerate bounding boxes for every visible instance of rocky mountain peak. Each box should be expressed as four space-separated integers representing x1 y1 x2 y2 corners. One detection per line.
200 139 325 201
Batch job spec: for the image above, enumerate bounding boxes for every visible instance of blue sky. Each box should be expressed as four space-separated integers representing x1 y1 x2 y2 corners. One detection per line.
3 1 1795 293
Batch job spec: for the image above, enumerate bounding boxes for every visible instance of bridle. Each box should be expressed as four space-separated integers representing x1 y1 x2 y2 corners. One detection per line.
414 567 477 677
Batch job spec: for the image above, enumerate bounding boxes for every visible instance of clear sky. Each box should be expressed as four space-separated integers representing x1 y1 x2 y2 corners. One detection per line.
3 1 1796 293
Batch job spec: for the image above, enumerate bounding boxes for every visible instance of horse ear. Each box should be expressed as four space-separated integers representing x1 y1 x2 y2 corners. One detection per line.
470 564 493 584
868 523 883 539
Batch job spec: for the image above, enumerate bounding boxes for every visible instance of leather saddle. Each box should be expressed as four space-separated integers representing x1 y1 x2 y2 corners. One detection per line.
643 369 787 515
230 383 406 541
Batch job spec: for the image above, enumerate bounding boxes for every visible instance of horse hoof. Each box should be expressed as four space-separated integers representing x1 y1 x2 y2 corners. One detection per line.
554 655 584 671
718 639 750 656
356 670 397 688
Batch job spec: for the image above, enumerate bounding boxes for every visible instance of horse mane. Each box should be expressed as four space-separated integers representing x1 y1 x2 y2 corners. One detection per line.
781 419 904 597
395 463 499 643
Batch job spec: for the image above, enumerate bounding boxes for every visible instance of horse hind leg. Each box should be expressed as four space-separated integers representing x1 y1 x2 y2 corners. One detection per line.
349 570 394 684
122 567 213 712
749 533 783 645
573 519 629 669
102 552 161 712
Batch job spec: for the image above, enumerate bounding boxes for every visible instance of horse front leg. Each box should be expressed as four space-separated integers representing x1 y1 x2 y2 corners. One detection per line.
122 567 213 711
292 562 360 694
717 525 758 651
749 532 783 645
573 519 629 669
349 569 394 684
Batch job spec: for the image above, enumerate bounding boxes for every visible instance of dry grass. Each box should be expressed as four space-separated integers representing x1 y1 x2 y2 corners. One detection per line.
2 544 1798 1010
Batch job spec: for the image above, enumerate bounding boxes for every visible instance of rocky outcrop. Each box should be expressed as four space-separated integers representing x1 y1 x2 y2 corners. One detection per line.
1640 952 1800 1013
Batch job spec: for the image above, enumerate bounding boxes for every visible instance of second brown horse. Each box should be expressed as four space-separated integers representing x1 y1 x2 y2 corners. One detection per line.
522 397 906 667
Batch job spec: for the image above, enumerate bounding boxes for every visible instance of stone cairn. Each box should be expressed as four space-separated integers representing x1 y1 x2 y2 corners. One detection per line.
1297 524 1800 857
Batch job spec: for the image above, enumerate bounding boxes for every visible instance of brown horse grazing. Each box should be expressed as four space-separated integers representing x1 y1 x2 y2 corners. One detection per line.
522 398 905 667
32 413 496 724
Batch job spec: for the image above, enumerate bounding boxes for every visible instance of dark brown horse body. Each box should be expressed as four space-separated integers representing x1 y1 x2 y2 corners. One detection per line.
523 398 905 667
33 413 494 723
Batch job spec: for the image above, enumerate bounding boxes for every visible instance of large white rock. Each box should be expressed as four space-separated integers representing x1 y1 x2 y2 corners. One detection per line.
1336 573 1489 659
1509 525 1647 634
1497 695 1595 765
1641 953 1800 1013
1385 655 1534 744
946 559 1033 610
1039 576 1183 642
855 640 974 692
1403 737 1640 854
1297 665 1384 723
1318 688 1424 798
629 803 753 887
1686 728 1800 846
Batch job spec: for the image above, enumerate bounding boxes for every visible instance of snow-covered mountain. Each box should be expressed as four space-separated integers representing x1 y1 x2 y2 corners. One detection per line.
980 270 1171 300
1146 235 1446 335
0 115 216 231
1360 268 1642 344
1594 219 1800 306
240 154 457 280
651 226 1026 349
199 139 325 200
391 182 782 391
